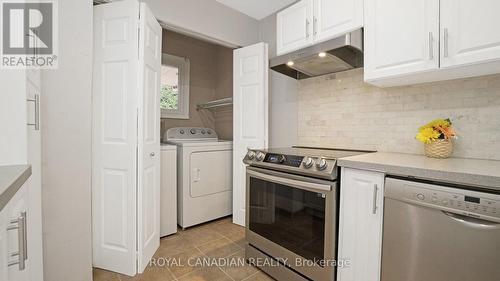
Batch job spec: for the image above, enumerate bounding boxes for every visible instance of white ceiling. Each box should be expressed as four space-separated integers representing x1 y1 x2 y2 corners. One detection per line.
216 0 298 20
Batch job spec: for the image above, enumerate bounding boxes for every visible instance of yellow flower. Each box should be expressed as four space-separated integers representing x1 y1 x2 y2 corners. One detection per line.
418 119 451 131
416 127 441 144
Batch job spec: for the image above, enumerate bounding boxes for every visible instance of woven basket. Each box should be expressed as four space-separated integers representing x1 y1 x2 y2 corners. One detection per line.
424 139 453 158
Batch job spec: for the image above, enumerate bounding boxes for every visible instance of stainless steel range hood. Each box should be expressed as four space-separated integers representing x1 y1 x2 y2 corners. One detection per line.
270 29 363 80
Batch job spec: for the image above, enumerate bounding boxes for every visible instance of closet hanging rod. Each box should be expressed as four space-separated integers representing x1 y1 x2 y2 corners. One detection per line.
197 97 233 110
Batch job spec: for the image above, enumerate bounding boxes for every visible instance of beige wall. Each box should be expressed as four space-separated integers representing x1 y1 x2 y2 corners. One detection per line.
161 30 233 140
258 14 278 58
269 71 299 148
41 0 93 280
298 69 500 160
214 47 234 140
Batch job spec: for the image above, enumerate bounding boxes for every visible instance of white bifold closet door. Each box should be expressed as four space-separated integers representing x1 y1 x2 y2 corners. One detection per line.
92 0 161 276
232 43 269 226
137 1 162 273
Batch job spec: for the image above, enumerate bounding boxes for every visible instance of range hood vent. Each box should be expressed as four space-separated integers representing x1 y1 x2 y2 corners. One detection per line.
270 29 363 80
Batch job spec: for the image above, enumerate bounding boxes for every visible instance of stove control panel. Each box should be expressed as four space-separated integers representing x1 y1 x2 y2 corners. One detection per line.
264 153 303 167
243 149 338 180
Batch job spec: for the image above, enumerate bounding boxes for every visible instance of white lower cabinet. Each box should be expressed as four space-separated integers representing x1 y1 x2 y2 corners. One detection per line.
0 67 43 281
1 183 29 281
337 168 385 281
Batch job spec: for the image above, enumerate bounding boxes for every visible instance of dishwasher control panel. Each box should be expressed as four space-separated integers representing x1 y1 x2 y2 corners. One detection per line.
385 178 500 220
411 189 499 217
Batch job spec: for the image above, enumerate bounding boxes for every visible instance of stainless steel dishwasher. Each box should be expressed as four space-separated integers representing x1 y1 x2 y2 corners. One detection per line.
381 177 500 281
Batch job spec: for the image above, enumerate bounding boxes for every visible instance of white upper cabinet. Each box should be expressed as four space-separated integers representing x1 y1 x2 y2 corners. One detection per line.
314 0 363 44
277 0 363 56
440 0 500 68
276 0 314 55
365 0 500 87
364 0 439 81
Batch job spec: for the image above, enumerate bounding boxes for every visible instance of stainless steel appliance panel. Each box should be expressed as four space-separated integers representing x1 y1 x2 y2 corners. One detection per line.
382 178 500 281
246 167 337 281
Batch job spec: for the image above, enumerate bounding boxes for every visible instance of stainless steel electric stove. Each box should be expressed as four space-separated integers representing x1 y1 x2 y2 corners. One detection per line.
243 146 373 281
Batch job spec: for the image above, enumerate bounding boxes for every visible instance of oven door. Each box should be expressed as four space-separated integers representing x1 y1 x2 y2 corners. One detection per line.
245 167 337 281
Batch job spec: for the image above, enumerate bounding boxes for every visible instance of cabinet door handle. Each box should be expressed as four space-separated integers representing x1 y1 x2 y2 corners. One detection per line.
443 28 449 58
313 17 318 36
7 212 27 270
372 184 378 215
306 19 310 38
27 94 40 131
428 32 434 60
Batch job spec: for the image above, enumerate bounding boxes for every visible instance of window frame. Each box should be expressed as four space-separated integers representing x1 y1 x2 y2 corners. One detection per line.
160 53 190 119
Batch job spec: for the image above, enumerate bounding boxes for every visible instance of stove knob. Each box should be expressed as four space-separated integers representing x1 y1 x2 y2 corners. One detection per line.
256 151 266 161
316 158 328 171
278 155 286 163
303 157 314 168
246 150 256 160
190 128 196 134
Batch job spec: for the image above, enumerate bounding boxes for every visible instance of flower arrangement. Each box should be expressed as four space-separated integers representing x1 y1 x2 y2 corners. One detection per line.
416 119 457 143
416 119 457 158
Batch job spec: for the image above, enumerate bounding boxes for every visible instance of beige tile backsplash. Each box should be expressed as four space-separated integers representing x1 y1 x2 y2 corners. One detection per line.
298 69 500 160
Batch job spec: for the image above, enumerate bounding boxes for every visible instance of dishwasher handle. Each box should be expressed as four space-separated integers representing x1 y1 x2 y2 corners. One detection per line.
442 211 500 230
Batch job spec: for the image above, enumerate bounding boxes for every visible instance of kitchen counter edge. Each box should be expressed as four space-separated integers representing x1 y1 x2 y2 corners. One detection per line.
0 165 32 212
338 152 500 192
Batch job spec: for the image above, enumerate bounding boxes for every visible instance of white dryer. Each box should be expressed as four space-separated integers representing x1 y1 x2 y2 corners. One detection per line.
165 127 233 228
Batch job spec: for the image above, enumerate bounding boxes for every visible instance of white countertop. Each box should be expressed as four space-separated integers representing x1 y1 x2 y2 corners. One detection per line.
338 152 500 191
0 165 31 211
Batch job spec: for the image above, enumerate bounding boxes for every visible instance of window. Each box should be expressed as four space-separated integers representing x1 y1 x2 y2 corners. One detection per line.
161 54 190 119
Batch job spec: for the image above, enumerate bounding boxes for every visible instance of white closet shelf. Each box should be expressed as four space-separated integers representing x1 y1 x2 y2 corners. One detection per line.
197 97 233 110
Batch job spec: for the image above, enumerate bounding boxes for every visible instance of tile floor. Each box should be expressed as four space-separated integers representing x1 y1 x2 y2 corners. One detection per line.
93 217 274 281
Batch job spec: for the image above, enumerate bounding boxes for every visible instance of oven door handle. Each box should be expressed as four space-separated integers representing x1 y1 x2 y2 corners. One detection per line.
247 169 332 192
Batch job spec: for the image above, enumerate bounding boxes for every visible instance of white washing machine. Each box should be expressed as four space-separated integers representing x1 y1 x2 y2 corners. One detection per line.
165 127 233 228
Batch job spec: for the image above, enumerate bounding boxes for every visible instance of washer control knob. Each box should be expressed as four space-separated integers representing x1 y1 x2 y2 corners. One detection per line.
246 150 256 160
417 194 425 201
256 151 266 161
190 128 196 134
316 158 328 171
303 157 314 168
